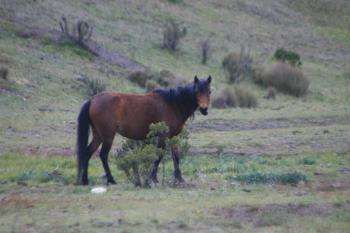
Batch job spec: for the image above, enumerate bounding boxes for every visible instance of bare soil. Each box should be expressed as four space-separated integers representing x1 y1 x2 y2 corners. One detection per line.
217 202 350 224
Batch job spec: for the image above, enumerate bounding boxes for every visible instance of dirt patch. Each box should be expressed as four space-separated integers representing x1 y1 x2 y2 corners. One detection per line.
0 196 34 208
217 202 350 224
188 115 350 133
316 180 350 192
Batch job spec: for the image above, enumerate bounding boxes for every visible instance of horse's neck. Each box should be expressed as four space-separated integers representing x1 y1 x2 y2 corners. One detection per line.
176 103 197 123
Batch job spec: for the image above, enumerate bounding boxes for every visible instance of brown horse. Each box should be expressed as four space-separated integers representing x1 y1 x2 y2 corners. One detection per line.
76 75 212 185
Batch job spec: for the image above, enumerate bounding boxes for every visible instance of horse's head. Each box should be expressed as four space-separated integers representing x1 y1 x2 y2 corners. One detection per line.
194 75 212 115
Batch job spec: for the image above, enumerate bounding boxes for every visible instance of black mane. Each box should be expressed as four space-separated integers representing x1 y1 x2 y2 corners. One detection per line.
153 83 198 121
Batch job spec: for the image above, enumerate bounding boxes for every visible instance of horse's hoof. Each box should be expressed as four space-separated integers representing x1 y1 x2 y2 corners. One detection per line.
108 179 117 185
151 177 159 183
174 177 185 185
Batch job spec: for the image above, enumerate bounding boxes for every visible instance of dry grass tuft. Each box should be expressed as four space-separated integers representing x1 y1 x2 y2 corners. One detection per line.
212 86 258 109
254 62 309 97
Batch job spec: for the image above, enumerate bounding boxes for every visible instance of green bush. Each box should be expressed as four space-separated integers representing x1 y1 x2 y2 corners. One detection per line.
116 141 158 187
222 46 253 83
115 122 189 187
231 172 307 185
212 86 258 109
254 62 309 97
274 48 302 66
298 158 316 165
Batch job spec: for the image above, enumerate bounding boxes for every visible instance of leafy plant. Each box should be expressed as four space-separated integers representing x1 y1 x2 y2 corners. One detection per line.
274 48 302 66
115 122 189 187
230 172 307 185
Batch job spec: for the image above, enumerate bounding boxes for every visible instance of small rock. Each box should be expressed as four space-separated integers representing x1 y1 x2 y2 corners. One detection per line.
339 168 350 174
294 190 308 196
91 187 107 194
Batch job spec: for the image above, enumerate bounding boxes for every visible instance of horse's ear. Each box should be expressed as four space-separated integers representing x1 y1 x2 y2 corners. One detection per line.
207 75 212 83
194 75 199 83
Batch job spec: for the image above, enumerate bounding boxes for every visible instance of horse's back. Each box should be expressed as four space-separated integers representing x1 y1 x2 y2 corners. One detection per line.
89 91 168 140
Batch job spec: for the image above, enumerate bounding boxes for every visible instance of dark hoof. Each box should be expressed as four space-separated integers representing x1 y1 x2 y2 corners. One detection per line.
151 176 159 183
108 179 117 185
80 179 89 186
174 177 185 185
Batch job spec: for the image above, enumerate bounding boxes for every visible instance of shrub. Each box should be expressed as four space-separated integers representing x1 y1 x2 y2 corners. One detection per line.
145 79 159 91
274 48 302 66
263 87 276 100
115 122 189 187
79 75 106 97
0 67 9 80
200 39 211 65
254 62 309 97
128 69 184 89
116 140 158 187
212 86 258 109
222 46 253 83
162 19 187 51
232 172 307 185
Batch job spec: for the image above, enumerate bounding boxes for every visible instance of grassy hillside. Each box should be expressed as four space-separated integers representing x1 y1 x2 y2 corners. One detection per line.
1 0 349 153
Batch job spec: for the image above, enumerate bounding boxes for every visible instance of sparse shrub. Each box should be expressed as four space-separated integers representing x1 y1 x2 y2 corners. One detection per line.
115 122 189 187
263 87 276 100
145 79 159 91
254 62 309 97
128 69 184 89
212 86 258 109
222 46 253 83
232 172 307 185
162 19 187 51
200 39 211 65
0 67 9 80
81 76 106 97
59 16 94 49
274 48 302 66
167 0 182 3
299 158 316 165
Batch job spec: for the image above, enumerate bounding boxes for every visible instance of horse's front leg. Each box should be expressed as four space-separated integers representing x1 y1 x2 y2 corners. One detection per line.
150 139 166 183
171 145 184 183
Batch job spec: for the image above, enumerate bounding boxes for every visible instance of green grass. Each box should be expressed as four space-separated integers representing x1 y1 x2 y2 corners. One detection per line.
0 152 350 232
314 26 350 47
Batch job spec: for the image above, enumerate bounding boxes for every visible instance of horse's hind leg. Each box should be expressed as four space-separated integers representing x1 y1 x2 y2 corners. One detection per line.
80 135 101 185
99 140 116 184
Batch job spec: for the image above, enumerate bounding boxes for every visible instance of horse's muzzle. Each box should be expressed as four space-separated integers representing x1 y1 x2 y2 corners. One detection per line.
199 107 208 115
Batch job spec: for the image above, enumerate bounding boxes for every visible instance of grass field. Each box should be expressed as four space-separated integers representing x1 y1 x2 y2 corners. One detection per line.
0 0 349 232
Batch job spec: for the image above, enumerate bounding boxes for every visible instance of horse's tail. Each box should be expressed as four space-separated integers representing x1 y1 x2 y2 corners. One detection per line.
76 100 91 184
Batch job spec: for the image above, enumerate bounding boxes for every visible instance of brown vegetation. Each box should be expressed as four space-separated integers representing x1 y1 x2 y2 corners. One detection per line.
162 19 187 51
254 62 309 97
222 46 253 83
212 86 258 109
128 69 184 90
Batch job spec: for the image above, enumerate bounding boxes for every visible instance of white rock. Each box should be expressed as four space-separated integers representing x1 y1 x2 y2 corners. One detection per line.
91 187 107 194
